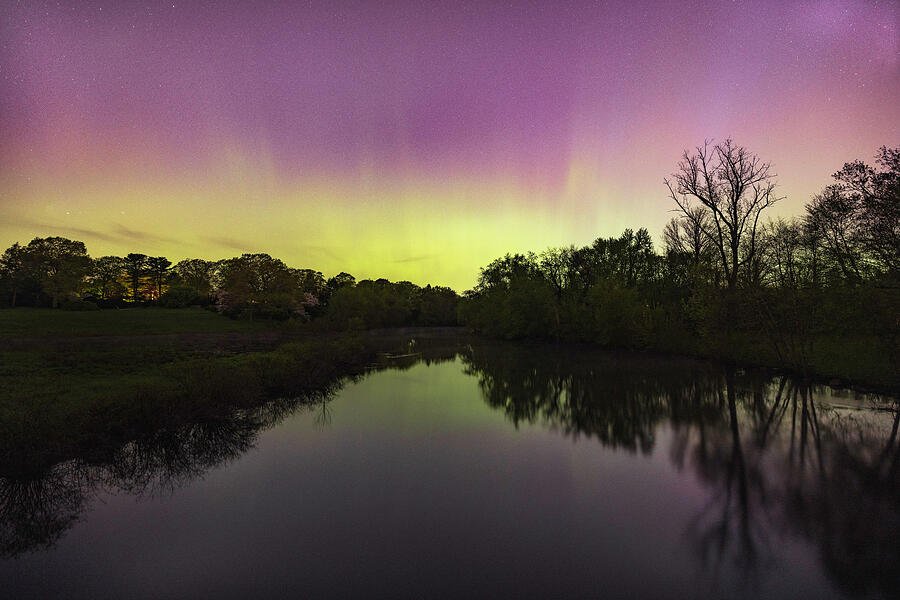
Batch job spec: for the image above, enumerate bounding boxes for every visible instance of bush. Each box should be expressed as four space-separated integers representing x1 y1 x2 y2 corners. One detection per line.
160 285 205 308
60 299 99 311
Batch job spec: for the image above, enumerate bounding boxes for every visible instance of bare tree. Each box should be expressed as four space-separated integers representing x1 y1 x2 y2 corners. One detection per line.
665 139 781 289
804 184 866 283
663 205 712 267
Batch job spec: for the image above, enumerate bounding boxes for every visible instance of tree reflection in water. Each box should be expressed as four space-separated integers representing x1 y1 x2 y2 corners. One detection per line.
1 341 896 598
460 343 899 599
0 345 453 559
0 392 328 559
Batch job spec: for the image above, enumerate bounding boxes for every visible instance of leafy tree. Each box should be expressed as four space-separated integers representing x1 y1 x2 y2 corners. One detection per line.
123 253 148 303
418 285 459 326
816 146 899 278
172 258 215 301
327 272 356 291
216 253 303 320
22 237 91 308
0 242 29 307
145 256 172 302
90 256 126 301
805 185 867 283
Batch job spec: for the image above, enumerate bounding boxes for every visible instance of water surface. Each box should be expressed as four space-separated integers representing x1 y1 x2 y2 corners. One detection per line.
2 342 898 599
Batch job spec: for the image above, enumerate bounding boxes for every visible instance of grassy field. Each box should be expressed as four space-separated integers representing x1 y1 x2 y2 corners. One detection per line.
0 307 273 338
0 308 459 474
0 308 308 412
0 325 377 473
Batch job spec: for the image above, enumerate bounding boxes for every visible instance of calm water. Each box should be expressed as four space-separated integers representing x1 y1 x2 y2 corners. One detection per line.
2 341 898 599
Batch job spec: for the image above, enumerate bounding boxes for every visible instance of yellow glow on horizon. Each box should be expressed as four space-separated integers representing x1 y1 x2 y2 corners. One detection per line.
1 153 622 291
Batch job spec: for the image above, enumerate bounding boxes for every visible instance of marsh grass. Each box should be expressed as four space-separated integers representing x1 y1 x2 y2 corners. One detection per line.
0 333 375 474
0 307 274 338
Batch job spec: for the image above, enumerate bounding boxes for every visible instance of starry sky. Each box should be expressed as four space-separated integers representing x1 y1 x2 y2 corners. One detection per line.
1 1 898 290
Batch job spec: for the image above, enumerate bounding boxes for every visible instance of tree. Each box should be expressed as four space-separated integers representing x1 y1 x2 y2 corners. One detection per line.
326 272 356 292
476 253 538 292
665 139 781 289
805 185 866 283
664 206 712 268
145 256 172 302
830 146 900 276
172 258 215 300
91 256 126 300
123 253 148 303
215 253 301 319
804 147 900 283
294 269 327 300
0 243 28 307
22 237 92 308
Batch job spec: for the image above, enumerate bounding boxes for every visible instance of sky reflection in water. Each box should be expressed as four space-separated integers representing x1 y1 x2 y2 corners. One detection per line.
1 342 897 599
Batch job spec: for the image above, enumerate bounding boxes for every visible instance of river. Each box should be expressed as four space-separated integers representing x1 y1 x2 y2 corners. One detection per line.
2 340 897 599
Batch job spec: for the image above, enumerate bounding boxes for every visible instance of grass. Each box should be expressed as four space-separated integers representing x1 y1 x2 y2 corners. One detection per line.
0 333 378 474
0 307 465 474
0 306 273 338
693 332 899 392
0 307 297 411
0 307 337 472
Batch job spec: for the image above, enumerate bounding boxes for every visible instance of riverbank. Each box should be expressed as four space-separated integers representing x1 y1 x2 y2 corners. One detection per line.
0 334 378 473
2 306 894 477
0 307 472 474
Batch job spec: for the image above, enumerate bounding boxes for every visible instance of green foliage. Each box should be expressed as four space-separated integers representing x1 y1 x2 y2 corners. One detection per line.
214 253 309 320
160 284 204 308
171 258 215 301
0 145 895 388
89 256 126 302
586 281 647 347
123 253 148 303
18 237 93 308
322 278 459 329
60 299 99 311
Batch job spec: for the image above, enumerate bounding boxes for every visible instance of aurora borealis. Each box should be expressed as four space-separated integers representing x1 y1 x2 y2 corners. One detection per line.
1 1 898 290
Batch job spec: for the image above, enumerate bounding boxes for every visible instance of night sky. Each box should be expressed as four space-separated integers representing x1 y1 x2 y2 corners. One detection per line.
1 1 897 289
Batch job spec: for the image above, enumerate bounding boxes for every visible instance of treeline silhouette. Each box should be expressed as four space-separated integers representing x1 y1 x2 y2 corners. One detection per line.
0 243 459 328
459 142 899 385
1 141 897 383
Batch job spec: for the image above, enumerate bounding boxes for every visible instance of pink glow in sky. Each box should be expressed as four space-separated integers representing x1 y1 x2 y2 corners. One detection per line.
1 1 898 289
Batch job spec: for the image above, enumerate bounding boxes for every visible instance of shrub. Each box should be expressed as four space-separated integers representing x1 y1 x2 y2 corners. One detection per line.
60 299 99 311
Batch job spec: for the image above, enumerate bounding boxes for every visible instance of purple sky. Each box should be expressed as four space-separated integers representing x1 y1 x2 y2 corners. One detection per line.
1 1 898 288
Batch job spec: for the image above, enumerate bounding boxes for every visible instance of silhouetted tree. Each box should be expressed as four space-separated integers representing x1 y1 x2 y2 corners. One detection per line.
145 256 172 302
90 256 126 301
807 146 900 281
664 206 713 268
666 139 780 289
294 268 327 298
215 253 306 320
123 253 148 303
21 237 91 308
326 272 356 291
171 258 215 301
0 243 28 307
805 185 867 284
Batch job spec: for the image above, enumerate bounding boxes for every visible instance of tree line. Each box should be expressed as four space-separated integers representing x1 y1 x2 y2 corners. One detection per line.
1 140 897 380
0 244 459 327
460 142 899 380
